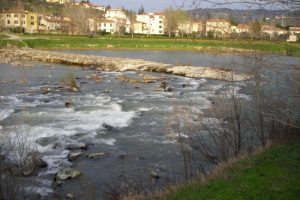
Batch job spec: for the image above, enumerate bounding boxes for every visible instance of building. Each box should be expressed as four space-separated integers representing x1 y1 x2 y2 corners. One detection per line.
289 27 300 35
38 15 72 34
177 20 204 35
132 20 148 34
206 19 231 37
287 35 298 42
236 23 250 33
262 25 288 38
136 13 165 35
0 10 38 33
46 0 72 4
76 1 106 11
97 19 119 34
105 9 127 20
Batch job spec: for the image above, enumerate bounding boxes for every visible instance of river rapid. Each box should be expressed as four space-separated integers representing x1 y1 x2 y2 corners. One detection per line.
0 50 298 199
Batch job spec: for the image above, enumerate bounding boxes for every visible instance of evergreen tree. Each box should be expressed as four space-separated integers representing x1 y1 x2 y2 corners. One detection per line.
138 4 145 14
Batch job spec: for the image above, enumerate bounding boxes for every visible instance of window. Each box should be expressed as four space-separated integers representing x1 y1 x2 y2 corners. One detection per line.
31 22 34 25
21 14 25 18
7 20 10 24
21 20 25 24
110 23 112 27
7 14 11 17
14 14 18 18
104 23 106 27
31 16 34 20
159 26 162 28
159 21 162 24
14 20 18 24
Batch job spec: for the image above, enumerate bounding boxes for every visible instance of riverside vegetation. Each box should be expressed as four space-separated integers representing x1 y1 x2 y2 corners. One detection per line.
1 34 300 56
160 139 300 200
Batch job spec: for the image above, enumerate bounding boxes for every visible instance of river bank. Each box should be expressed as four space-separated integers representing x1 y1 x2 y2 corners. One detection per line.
0 46 251 81
158 138 300 200
1 34 300 57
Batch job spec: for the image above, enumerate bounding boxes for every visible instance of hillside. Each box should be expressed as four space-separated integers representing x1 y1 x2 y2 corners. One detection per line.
0 0 64 15
188 8 300 26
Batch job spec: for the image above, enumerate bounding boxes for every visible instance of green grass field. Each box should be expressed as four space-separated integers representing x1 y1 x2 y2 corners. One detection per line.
1 34 299 56
161 140 300 200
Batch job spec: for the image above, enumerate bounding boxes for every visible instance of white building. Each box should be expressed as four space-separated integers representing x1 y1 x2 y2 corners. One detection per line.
136 13 165 35
105 9 127 20
97 19 119 34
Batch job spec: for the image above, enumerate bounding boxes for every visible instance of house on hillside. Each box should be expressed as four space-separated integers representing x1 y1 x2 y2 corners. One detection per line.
206 19 231 38
76 1 106 11
38 15 78 35
46 0 72 4
105 9 127 20
0 10 38 33
136 12 165 35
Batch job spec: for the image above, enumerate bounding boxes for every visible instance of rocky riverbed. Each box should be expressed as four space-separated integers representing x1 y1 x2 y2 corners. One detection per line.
0 47 251 81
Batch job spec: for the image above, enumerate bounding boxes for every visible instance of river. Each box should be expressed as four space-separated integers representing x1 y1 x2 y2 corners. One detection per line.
0 50 299 199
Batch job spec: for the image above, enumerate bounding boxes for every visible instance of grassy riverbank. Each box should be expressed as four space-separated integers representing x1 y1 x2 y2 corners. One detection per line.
159 140 300 200
1 34 300 56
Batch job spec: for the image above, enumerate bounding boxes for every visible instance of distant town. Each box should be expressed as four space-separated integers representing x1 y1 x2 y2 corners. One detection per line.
0 0 299 42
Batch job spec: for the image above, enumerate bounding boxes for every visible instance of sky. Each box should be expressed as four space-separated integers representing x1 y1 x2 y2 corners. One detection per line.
90 0 208 12
90 0 286 12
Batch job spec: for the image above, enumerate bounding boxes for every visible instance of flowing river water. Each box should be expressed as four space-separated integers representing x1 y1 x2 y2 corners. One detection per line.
0 50 299 199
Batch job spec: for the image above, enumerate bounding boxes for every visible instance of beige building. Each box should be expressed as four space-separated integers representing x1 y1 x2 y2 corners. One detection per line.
262 25 288 38
0 10 38 33
206 19 231 37
289 27 300 35
132 20 148 34
236 23 250 33
177 21 204 35
38 15 71 34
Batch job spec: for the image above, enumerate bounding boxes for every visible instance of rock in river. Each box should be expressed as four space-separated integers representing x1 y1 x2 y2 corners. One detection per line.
67 151 83 161
87 152 110 159
67 143 88 151
65 99 73 108
55 168 81 182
